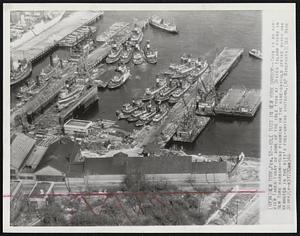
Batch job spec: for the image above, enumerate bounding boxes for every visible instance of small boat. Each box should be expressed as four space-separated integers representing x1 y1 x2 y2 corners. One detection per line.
57 99 77 111
171 64 196 79
116 110 131 120
129 27 143 45
171 82 191 98
106 43 123 64
57 85 85 105
132 44 145 65
122 99 146 114
140 109 157 121
143 40 158 64
153 109 168 122
10 59 32 86
122 103 139 114
127 115 139 122
131 107 148 118
168 83 191 105
149 15 178 34
135 120 145 127
107 67 131 89
249 49 262 60
190 60 208 78
119 44 134 64
140 76 168 101
154 83 178 103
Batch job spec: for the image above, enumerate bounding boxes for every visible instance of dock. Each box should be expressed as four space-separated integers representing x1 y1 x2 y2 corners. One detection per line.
133 47 243 148
214 88 261 117
11 11 103 63
199 47 244 94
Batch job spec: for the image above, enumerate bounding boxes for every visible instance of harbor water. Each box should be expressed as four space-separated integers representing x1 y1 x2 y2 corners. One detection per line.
11 11 261 157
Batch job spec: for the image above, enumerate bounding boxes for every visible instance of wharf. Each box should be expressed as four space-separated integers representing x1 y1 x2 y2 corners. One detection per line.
133 47 243 148
200 47 244 93
58 86 99 124
214 88 261 117
11 11 103 63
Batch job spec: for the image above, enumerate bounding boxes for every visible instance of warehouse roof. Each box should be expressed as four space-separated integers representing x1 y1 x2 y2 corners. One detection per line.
10 133 36 170
35 137 81 176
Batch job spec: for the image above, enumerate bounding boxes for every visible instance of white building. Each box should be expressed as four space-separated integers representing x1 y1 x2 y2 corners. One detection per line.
63 119 93 137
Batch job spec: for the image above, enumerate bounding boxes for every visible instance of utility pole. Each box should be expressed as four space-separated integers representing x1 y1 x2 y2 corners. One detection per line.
235 199 239 224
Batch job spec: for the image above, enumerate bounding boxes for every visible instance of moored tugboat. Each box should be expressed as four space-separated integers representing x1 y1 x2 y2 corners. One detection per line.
249 49 262 60
154 80 178 103
119 43 134 64
56 84 85 111
106 43 123 64
121 99 144 114
107 66 131 89
168 81 191 105
132 44 145 65
131 106 148 118
149 15 178 34
143 40 158 64
140 76 168 101
10 58 32 86
153 105 169 123
129 27 143 45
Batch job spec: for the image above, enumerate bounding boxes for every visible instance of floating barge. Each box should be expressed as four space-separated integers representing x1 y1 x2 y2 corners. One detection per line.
11 11 103 64
214 88 261 117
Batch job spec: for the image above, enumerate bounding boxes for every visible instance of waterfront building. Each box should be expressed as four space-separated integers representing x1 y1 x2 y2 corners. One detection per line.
63 119 93 137
33 137 82 182
10 133 36 179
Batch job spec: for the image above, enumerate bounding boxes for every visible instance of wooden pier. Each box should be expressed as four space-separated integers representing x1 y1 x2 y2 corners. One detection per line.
11 11 104 64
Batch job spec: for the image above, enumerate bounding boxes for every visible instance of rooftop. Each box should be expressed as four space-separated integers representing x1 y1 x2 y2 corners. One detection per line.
64 119 93 128
35 137 81 175
10 133 36 170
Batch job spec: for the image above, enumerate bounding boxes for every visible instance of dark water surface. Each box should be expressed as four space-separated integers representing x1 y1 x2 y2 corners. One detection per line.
11 11 261 157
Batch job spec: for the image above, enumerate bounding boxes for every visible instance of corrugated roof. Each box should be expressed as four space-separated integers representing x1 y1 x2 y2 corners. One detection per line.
23 145 48 171
84 155 226 176
10 133 36 170
35 137 81 175
192 161 227 174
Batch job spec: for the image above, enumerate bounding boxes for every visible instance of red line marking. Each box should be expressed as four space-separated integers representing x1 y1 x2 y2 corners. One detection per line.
4 190 264 199
114 194 133 225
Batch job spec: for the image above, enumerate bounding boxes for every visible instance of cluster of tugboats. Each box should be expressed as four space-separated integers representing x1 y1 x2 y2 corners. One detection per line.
116 100 169 127
116 54 209 127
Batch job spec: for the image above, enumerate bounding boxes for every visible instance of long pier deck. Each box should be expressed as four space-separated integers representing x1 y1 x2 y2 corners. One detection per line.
11 11 103 63
133 47 244 148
